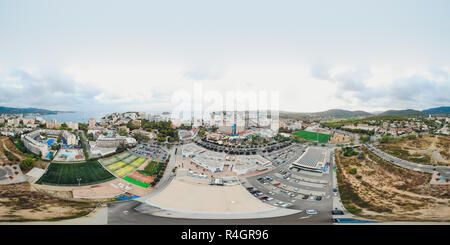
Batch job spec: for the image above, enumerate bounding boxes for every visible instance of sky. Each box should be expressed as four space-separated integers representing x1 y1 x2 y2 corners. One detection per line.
0 0 449 113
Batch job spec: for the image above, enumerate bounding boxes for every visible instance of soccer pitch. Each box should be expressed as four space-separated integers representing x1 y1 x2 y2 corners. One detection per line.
292 130 331 143
36 161 115 186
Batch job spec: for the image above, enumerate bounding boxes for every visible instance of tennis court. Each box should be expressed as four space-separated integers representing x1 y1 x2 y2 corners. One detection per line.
128 171 155 184
107 161 126 171
114 165 134 177
123 176 150 188
130 157 146 168
122 154 139 164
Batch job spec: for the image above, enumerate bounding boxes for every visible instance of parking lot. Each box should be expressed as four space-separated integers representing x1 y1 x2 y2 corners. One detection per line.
243 145 333 216
129 144 169 162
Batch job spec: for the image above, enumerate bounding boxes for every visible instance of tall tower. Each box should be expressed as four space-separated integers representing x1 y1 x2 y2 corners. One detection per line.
245 110 249 129
257 110 260 128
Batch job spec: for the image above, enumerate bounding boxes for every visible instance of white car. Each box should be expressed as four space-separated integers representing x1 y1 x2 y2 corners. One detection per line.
281 202 291 208
306 210 318 215
266 197 274 201
274 201 284 206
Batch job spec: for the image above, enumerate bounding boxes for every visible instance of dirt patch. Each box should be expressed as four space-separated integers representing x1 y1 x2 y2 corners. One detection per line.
336 146 450 221
378 134 450 166
0 182 97 222
0 136 49 171
329 133 352 143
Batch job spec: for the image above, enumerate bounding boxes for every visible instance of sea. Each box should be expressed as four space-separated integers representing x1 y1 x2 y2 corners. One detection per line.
25 110 167 123
25 111 107 123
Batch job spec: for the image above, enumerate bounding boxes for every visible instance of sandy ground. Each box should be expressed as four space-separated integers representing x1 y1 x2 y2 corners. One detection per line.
33 177 153 199
0 205 108 225
0 182 97 222
0 137 49 171
329 133 352 143
146 176 276 214
379 135 450 166
335 146 450 221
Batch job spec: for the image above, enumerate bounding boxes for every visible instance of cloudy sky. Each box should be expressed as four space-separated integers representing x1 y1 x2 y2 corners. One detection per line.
0 0 449 113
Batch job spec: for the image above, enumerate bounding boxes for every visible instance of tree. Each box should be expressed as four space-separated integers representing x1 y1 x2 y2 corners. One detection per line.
118 129 128 136
20 158 36 170
133 133 150 143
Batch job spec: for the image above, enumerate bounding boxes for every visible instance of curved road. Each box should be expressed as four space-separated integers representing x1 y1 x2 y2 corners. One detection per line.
107 200 331 225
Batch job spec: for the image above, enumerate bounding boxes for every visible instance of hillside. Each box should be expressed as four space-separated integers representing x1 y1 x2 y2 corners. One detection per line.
379 109 425 117
422 106 450 115
280 109 372 120
0 106 57 115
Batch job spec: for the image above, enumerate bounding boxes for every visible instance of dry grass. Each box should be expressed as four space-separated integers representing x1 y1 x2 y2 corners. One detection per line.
378 134 450 166
0 182 97 222
336 146 450 221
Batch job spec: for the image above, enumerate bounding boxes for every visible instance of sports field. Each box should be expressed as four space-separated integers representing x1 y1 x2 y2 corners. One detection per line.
142 161 166 176
102 153 147 178
292 130 331 143
36 161 115 186
123 176 150 188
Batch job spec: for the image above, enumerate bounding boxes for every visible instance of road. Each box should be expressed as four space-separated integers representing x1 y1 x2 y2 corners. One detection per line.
366 143 450 179
107 200 331 225
108 143 333 224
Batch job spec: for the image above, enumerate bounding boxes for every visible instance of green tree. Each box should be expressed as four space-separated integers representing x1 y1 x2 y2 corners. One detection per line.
349 168 357 174
20 158 36 170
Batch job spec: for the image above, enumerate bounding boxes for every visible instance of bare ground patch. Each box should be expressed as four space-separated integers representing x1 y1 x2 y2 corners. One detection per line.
0 182 97 222
336 146 450 221
378 134 450 166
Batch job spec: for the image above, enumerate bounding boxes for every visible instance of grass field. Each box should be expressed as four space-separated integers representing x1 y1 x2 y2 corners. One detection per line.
36 160 115 186
107 161 126 171
114 165 134 177
122 155 139 164
123 176 150 188
292 130 331 143
130 157 146 168
142 161 165 176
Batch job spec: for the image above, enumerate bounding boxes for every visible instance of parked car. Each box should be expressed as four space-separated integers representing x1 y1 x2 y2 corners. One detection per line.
281 202 291 208
302 195 309 199
331 210 344 215
316 196 322 201
268 191 275 195
266 197 274 201
306 210 318 215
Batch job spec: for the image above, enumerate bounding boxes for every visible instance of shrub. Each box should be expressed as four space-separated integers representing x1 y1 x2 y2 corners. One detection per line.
349 168 357 174
20 158 36 170
356 175 362 179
